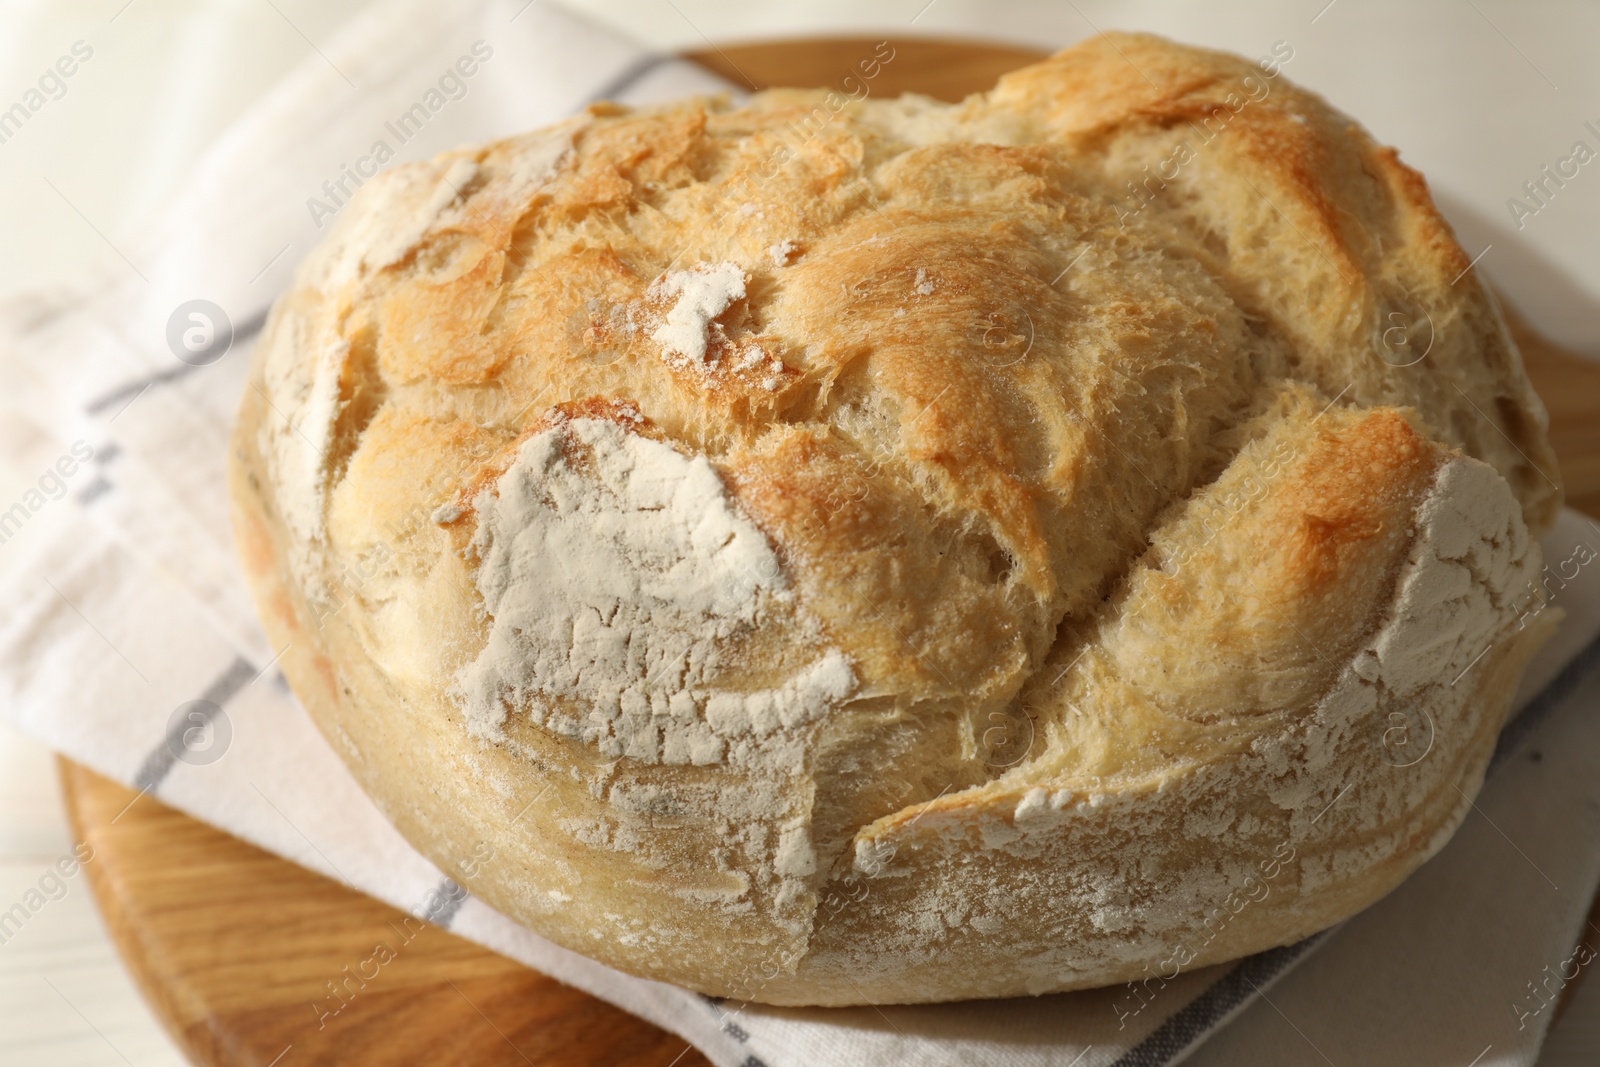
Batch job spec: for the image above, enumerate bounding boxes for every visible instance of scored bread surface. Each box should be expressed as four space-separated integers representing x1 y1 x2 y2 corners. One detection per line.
230 32 1561 1004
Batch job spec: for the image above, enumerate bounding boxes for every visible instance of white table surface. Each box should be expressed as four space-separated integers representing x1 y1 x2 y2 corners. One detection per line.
0 2 1597 1064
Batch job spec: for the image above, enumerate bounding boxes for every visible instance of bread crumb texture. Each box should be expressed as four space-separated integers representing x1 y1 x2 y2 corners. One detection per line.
233 33 1561 1004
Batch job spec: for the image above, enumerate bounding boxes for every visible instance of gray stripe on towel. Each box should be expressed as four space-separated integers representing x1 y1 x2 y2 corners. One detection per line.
133 655 257 792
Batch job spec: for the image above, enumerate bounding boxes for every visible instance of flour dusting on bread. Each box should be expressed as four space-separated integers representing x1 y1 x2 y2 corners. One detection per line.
458 414 856 757
648 261 747 365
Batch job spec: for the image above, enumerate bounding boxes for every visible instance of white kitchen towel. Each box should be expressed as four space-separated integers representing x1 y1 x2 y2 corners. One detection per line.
1 1 1599 1065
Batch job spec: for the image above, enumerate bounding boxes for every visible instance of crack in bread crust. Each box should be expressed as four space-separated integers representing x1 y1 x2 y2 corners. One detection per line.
233 32 1562 1004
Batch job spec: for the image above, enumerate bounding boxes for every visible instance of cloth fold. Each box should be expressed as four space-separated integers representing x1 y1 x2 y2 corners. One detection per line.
1 2 1597 1064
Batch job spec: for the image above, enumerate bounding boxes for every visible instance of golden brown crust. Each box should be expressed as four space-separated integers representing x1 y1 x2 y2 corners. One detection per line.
231 32 1560 1004
984 33 1558 529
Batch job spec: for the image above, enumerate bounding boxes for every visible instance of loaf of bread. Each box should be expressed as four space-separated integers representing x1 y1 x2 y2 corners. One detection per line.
231 32 1562 1005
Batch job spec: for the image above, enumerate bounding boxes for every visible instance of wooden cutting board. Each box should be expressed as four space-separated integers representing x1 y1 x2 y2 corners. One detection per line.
60 37 1600 1067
